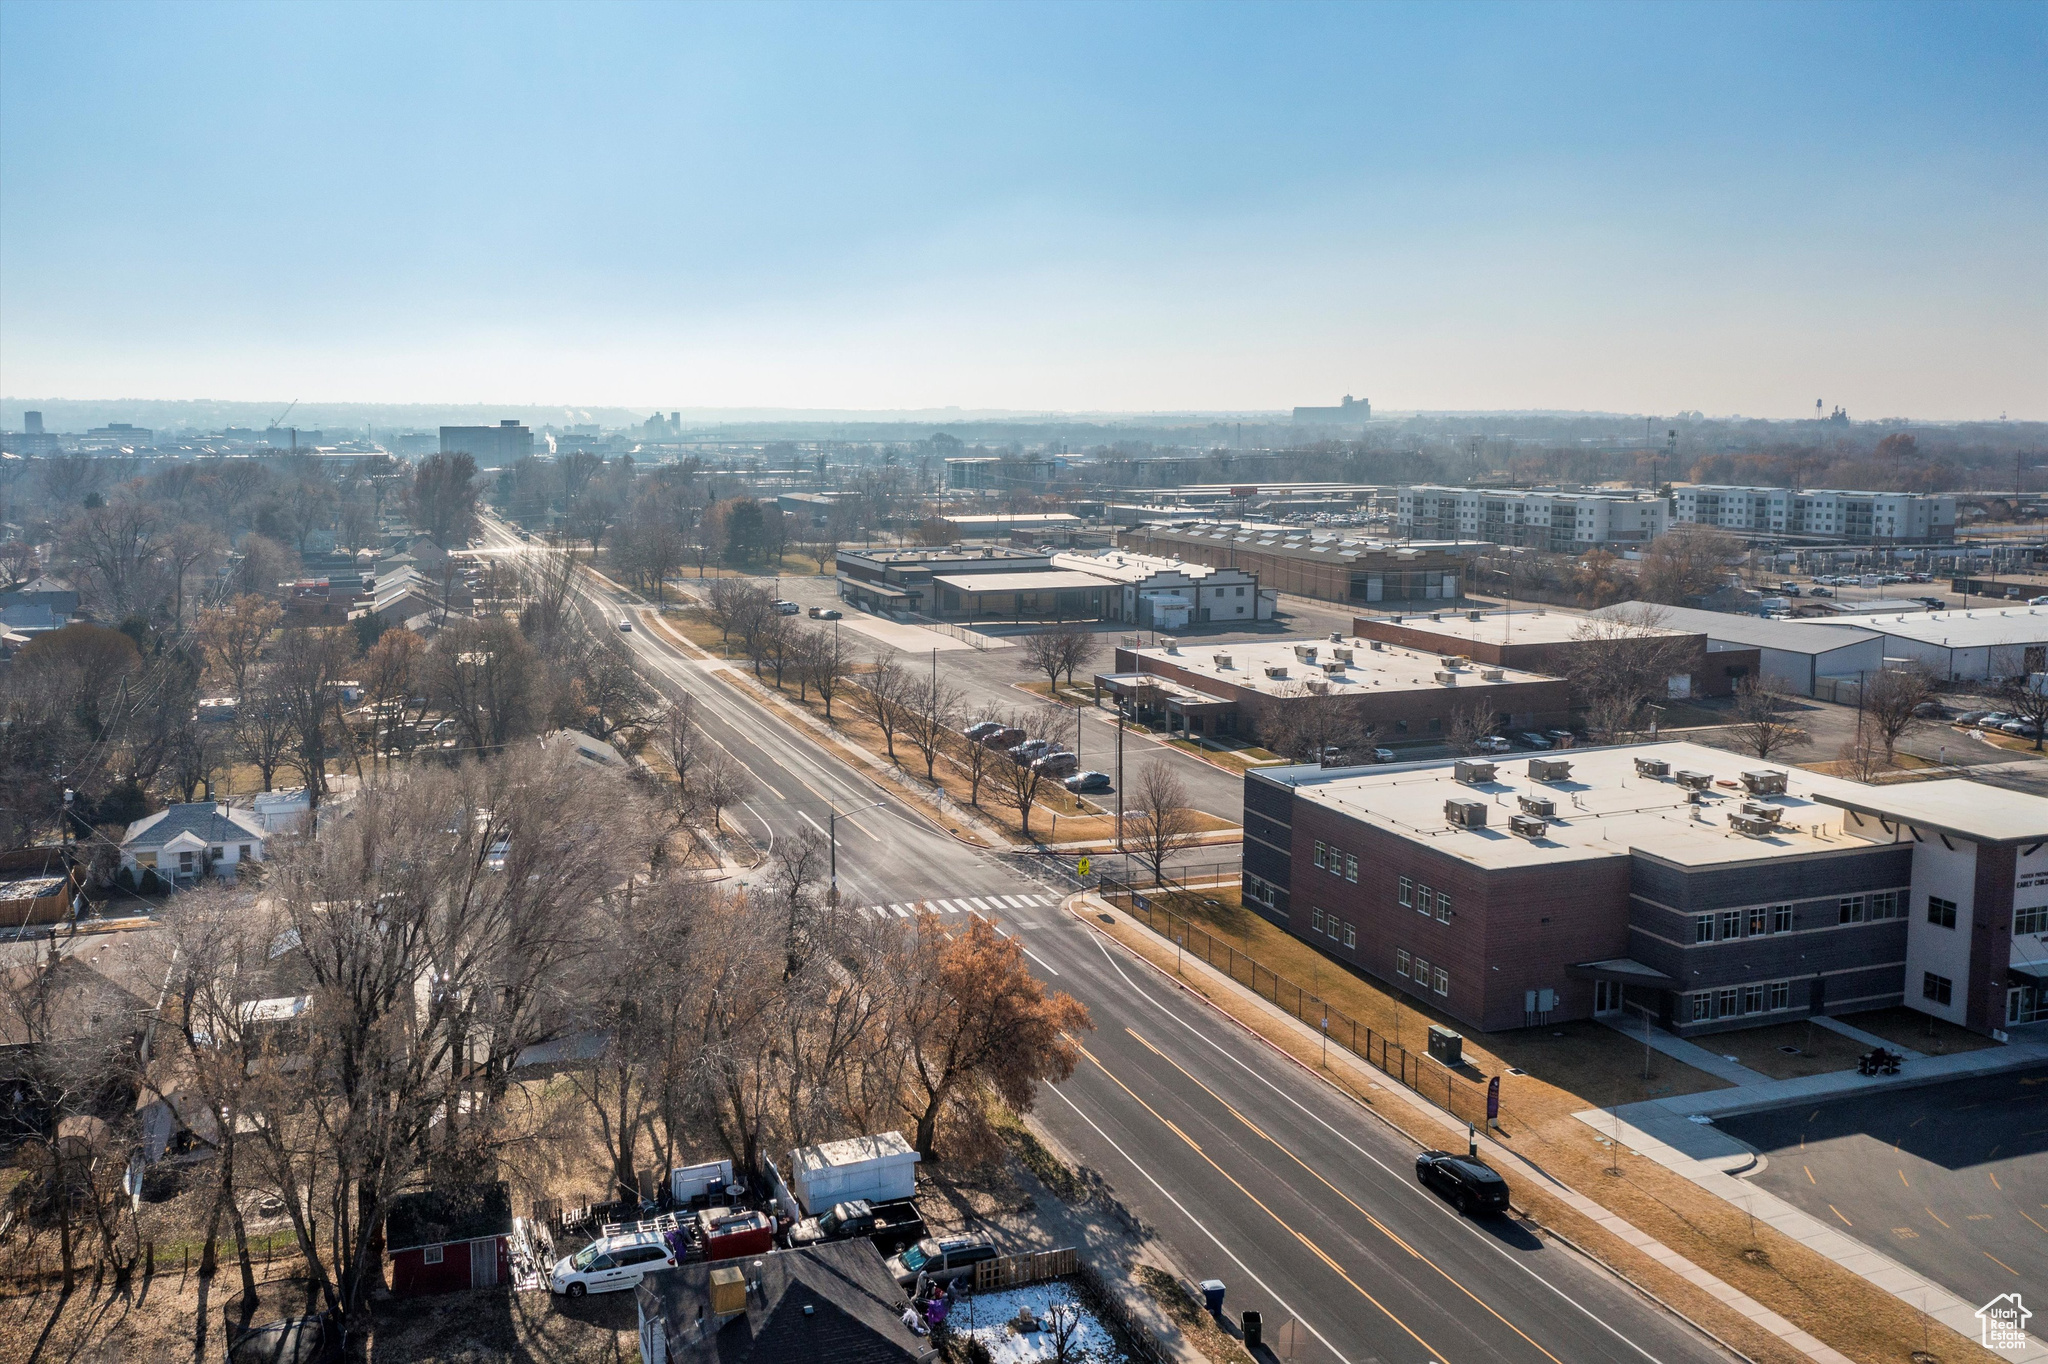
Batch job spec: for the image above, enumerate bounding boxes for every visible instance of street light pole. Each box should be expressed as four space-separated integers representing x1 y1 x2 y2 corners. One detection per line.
828 800 887 905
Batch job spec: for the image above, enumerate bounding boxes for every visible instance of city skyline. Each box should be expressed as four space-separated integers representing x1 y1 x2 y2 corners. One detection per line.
2 0 2042 418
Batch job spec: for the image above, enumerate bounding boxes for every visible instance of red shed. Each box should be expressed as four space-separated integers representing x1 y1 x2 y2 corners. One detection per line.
384 1183 512 1296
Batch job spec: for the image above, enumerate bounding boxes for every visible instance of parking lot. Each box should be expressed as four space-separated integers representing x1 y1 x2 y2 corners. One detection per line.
1719 1064 2048 1314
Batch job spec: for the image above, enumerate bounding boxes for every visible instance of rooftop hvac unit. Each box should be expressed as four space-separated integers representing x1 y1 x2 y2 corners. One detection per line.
1518 794 1556 817
1162 638 1179 653
1528 758 1573 782
1674 770 1713 791
1293 644 1318 662
1739 800 1784 824
1213 653 1233 669
1434 670 1460 685
1332 646 1354 662
1480 668 1505 681
1368 639 1384 650
1468 611 1483 622
1320 660 1346 674
1453 759 1497 784
1329 632 1343 643
1445 797 1489 828
1728 813 1778 837
1509 813 1548 838
1388 615 1403 624
1438 655 1460 668
1741 769 1788 796
1634 758 1670 778
1264 665 1288 679
1431 612 1445 622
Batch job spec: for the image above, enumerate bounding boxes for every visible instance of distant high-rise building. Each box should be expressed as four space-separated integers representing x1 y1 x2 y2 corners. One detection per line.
23 411 43 434
82 422 152 448
439 419 533 467
1292 394 1371 427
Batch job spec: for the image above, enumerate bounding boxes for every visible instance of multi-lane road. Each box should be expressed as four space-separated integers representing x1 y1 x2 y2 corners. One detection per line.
492 522 1738 1364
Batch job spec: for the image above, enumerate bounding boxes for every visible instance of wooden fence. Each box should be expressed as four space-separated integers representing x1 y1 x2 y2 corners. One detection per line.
974 1246 1079 1291
1100 878 1497 1128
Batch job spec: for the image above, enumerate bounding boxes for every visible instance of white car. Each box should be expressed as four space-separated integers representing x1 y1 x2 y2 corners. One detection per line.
549 1230 675 1297
1473 736 1512 754
619 618 633 632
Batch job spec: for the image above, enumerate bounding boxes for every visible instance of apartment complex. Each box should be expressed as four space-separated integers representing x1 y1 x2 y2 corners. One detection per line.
1244 742 2048 1038
1397 486 1669 550
1670 486 1956 542
1117 522 1479 606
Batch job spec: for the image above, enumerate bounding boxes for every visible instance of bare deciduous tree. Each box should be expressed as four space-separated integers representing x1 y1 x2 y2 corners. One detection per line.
1565 607 1701 742
1728 673 1811 759
1446 700 1499 757
1124 759 1203 886
1862 663 1937 762
691 747 755 835
898 673 963 783
854 653 909 764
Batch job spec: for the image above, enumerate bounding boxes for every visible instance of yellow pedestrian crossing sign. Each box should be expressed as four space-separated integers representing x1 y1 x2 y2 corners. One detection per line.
1077 857 1092 877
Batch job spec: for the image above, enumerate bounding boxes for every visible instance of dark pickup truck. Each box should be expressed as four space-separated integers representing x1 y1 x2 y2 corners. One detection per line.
784 1198 927 1256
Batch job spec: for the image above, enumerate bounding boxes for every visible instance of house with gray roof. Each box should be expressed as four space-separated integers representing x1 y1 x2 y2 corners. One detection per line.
119 802 268 885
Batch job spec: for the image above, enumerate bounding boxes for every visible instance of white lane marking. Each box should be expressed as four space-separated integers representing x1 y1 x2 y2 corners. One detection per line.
1001 894 1032 909
743 802 775 857
1082 931 1672 1364
968 896 996 912
939 900 962 914
987 920 1061 977
892 905 910 919
798 810 828 837
1045 1084 1350 1364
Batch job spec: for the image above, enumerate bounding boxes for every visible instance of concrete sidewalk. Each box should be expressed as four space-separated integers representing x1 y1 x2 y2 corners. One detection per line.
1574 1036 2048 1362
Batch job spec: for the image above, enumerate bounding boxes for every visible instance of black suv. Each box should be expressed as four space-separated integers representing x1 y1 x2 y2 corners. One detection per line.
1415 1150 1511 1217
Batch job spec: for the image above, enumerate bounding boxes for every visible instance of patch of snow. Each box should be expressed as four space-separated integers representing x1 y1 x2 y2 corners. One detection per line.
952 1283 1122 1363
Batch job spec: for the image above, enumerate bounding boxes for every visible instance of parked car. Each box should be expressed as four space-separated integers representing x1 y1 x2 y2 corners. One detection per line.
2030 596 2048 607
977 726 1025 749
1914 701 1948 718
884 1237 997 1289
1777 583 1802 596
962 720 1004 741
1515 732 1552 749
773 600 801 615
1952 710 1986 725
549 1230 676 1297
1472 736 1512 754
1809 586 1833 597
1064 770 1112 792
784 1199 928 1257
1415 1151 1512 1218
2002 721 2041 737
1371 747 1397 763
1032 751 1079 776
1008 739 1052 762
1978 714 2014 729
1543 729 1575 744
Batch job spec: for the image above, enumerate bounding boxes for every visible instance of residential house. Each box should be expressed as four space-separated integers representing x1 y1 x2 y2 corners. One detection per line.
634 1239 924 1364
119 803 268 886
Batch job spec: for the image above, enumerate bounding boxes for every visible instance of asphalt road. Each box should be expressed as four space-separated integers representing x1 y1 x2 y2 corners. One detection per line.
1719 1066 2048 1315
489 522 1737 1364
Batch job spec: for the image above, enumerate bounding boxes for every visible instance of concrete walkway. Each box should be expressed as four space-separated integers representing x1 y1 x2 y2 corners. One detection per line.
1599 1016 1773 1086
1574 1036 2048 1362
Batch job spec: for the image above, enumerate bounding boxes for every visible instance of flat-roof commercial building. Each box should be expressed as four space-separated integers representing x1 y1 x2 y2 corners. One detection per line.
1807 603 2048 681
1118 521 1478 607
1671 486 1956 543
1350 609 1757 699
439 420 533 468
1244 742 2048 1039
835 545 1049 614
940 511 1084 540
1399 486 1669 550
1101 635 1571 743
1052 549 1269 629
1589 603 1886 698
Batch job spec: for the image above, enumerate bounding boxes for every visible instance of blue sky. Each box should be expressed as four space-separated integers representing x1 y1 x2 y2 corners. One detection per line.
2 0 2041 416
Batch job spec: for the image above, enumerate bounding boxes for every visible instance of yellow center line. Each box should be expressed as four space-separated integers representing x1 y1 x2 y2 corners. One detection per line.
2018 1209 2048 1236
1803 1165 1816 1184
1926 1206 1951 1229
1118 1026 1567 1364
1830 1204 1853 1227
1990 1171 2003 1190
1898 1170 1910 1188
1985 1251 2021 1276
1073 1040 1449 1363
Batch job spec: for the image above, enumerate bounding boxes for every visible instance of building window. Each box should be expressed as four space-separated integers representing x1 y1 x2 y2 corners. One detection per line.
1427 718 1442 732
423 1245 443 1265
1770 904 1792 933
1342 923 1356 948
2018 904 2048 935
1923 972 1953 1006
178 851 195 872
1398 876 1413 907
1695 915 1714 944
1344 855 1358 883
1312 908 1325 935
1746 907 1768 937
1692 992 1714 1021
210 847 223 860
1839 896 1865 924
1435 892 1451 923
1394 719 1409 733
1742 985 1764 1014
1416 884 1433 916
1721 909 1743 939
1314 842 1327 870
1396 949 1410 977
1716 988 1738 1018
1433 967 1449 996
1769 981 1790 1010
1414 957 1430 986
239 844 252 859
1927 896 1957 930
1870 890 1901 921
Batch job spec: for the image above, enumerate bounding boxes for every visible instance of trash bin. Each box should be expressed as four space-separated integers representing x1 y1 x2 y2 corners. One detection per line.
1241 1309 1263 1348
1199 1279 1226 1315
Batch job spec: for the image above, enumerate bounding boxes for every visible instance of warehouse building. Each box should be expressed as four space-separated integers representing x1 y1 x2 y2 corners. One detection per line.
1051 549 1270 628
1117 521 1480 607
835 545 1050 614
1808 603 2048 681
1098 635 1571 743
1589 603 1885 698
1244 742 2048 1038
1350 608 1758 699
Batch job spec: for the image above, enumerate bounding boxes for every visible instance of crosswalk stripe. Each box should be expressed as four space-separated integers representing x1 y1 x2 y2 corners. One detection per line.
1005 895 1033 909
939 900 962 913
969 897 995 912
892 905 910 918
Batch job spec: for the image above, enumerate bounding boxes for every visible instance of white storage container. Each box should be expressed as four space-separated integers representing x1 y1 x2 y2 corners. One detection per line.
670 1158 735 1204
786 1133 920 1215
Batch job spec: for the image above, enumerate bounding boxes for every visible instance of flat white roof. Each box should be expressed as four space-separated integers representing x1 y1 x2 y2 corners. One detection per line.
1815 781 2048 845
1808 603 2048 649
1590 603 1881 655
1274 741 1945 871
1361 608 1694 647
1132 635 1557 698
931 570 1109 594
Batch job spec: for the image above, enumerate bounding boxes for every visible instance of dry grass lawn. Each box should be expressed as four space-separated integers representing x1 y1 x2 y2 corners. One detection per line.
1840 1004 2001 1055
1083 895 2007 1364
1703 1019 1874 1080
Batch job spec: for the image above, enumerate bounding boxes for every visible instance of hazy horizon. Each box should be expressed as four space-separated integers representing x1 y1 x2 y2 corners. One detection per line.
3 1 2043 419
